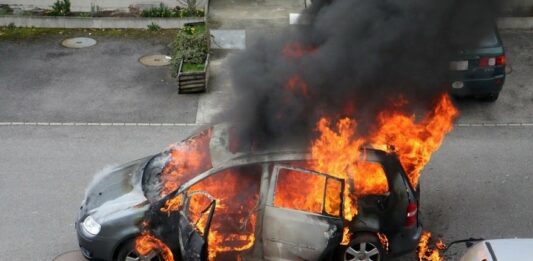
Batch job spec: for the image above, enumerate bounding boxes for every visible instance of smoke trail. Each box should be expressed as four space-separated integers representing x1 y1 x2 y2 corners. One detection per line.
218 0 500 148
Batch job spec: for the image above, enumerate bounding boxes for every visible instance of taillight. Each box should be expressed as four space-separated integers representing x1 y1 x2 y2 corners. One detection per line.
479 57 496 67
404 202 418 227
496 55 506 66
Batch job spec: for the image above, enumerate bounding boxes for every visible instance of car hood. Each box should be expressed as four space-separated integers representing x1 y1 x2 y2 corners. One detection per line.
82 156 152 218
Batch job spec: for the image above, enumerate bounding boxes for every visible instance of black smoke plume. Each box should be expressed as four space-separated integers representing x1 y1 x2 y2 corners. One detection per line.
218 0 501 148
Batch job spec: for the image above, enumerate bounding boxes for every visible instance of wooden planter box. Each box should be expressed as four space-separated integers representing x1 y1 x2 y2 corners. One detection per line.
177 55 210 94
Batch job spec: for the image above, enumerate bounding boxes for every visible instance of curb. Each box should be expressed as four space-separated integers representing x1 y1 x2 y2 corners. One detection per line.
0 15 204 29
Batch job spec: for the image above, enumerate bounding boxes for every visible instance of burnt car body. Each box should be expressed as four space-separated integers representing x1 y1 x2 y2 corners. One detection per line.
76 124 422 261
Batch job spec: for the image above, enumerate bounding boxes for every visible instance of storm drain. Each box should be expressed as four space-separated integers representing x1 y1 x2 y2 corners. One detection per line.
53 250 87 261
139 54 172 66
61 37 97 48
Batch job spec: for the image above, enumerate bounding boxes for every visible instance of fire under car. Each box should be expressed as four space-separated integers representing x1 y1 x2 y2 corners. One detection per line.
76 124 422 261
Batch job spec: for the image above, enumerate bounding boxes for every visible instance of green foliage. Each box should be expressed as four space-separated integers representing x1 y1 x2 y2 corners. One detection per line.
147 22 161 31
171 24 209 70
7 22 15 29
177 8 204 17
141 3 173 17
140 3 204 18
182 63 205 72
49 0 71 16
0 5 13 15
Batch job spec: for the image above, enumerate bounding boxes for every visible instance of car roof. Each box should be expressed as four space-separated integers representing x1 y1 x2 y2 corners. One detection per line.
208 123 388 168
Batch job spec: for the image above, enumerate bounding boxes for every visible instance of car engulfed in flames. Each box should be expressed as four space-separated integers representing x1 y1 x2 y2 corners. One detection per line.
129 93 458 261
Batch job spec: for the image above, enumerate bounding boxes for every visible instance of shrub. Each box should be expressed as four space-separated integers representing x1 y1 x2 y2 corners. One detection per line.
147 22 161 31
171 24 209 70
49 0 71 16
141 3 173 17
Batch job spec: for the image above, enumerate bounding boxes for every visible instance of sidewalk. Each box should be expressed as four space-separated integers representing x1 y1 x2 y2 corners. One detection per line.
197 0 303 124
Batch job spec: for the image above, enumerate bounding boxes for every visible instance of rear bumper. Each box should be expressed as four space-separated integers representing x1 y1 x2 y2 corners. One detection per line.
388 223 423 256
449 75 505 97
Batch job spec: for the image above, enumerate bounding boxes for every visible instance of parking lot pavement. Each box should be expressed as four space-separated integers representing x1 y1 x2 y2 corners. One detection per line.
0 125 197 261
0 36 198 124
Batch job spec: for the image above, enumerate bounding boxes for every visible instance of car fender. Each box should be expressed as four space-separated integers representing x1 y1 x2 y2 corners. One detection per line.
351 213 381 233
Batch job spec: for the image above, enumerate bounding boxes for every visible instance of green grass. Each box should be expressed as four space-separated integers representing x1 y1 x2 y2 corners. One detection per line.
182 63 205 72
0 27 178 41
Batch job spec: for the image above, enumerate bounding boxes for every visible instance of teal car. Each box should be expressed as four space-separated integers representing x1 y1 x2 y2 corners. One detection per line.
449 27 506 102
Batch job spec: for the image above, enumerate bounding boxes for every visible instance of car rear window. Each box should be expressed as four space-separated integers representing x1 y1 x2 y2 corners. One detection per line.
450 28 499 48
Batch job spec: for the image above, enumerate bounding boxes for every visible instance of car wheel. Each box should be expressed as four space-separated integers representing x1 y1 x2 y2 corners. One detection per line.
343 233 384 261
116 239 164 261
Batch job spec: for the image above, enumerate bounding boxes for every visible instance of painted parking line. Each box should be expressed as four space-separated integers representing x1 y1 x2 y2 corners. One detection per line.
0 122 532 127
0 122 199 127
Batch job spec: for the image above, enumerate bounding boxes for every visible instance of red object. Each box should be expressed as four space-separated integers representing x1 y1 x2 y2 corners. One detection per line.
404 202 418 227
479 57 489 67
496 55 506 65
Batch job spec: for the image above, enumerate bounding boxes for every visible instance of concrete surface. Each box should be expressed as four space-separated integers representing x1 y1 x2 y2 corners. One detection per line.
210 29 246 50
498 17 533 29
0 36 199 123
0 16 204 29
3 0 184 12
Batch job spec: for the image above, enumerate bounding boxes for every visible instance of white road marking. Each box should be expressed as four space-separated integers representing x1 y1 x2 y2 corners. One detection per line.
0 122 199 127
0 122 532 128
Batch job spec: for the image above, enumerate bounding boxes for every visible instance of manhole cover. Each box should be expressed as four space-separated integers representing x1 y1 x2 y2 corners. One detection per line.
53 250 87 261
139 54 172 66
62 37 97 48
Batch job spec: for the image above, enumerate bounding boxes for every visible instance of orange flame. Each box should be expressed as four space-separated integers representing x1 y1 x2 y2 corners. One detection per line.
377 232 390 252
369 94 459 187
283 42 316 58
160 129 212 197
418 231 446 261
134 231 174 261
308 94 458 222
187 167 261 260
285 75 310 96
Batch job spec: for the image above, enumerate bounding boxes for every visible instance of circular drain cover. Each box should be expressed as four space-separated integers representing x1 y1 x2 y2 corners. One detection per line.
53 250 87 261
62 37 97 48
139 54 172 66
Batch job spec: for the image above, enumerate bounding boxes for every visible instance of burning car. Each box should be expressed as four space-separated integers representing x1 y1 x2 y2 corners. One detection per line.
76 123 422 261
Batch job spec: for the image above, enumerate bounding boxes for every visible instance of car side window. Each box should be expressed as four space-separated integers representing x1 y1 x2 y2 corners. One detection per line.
273 167 343 217
354 161 389 196
324 178 342 217
274 168 326 214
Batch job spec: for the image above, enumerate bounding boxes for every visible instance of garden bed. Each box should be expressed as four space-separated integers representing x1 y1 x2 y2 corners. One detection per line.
177 54 210 93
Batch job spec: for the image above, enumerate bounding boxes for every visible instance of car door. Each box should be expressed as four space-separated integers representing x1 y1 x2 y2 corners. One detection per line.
178 190 216 261
262 165 344 261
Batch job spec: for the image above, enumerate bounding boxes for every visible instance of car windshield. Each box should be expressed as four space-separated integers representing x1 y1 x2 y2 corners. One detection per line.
142 128 213 201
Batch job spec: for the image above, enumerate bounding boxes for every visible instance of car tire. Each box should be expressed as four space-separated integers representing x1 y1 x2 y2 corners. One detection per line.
340 233 385 261
116 238 164 261
480 93 499 102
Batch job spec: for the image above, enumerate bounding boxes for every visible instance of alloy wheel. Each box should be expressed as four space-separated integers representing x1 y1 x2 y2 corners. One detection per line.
344 241 381 261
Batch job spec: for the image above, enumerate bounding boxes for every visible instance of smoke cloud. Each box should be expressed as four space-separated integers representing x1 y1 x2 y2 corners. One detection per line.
217 0 500 148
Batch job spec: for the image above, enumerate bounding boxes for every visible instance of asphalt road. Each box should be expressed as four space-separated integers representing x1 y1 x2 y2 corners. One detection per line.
0 36 198 123
1 28 533 261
